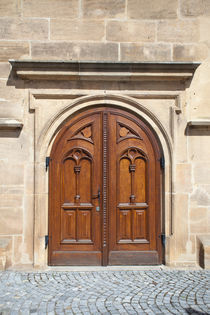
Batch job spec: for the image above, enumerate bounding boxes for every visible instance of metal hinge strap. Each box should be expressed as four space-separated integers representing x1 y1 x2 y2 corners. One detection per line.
45 235 49 249
46 156 50 171
160 155 165 170
161 234 166 247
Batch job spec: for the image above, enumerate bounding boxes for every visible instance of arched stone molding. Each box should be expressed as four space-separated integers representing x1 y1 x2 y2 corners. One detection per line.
34 94 174 267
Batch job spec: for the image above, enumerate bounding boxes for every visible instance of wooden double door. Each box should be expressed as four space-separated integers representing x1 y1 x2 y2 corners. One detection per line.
49 107 162 265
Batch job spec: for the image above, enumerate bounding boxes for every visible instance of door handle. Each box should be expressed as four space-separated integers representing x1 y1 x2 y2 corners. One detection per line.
92 187 100 211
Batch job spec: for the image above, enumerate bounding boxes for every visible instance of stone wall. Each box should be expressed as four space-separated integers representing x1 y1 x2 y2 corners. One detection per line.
0 0 210 62
0 0 210 269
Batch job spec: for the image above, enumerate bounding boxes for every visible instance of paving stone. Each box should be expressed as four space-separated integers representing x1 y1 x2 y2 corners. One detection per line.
0 270 210 314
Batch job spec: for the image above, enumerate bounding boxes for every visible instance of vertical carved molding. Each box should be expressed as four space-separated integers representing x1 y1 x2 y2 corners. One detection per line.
129 164 136 203
74 166 81 203
103 113 108 251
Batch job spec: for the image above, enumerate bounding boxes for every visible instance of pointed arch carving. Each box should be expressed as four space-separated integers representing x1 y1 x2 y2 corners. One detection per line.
117 122 142 143
68 124 93 144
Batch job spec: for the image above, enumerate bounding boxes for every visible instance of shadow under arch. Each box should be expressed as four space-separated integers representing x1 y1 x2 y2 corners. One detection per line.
34 94 173 267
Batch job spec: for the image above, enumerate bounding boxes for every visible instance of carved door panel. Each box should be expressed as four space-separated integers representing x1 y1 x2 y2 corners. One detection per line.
49 111 102 265
108 111 161 265
49 107 162 265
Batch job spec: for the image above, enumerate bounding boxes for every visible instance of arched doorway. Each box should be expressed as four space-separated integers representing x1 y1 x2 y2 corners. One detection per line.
48 106 162 265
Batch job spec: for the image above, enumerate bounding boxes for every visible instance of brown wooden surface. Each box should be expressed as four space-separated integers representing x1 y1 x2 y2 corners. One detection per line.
48 107 162 265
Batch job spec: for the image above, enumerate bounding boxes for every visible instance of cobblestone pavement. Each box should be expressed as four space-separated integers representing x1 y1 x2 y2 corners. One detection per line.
0 269 210 314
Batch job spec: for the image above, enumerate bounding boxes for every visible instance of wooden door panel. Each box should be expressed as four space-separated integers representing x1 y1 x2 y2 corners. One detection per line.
79 159 92 203
108 111 161 264
49 107 162 266
134 158 146 202
119 158 131 202
133 209 147 240
49 112 102 265
77 209 92 241
61 209 76 242
118 209 132 241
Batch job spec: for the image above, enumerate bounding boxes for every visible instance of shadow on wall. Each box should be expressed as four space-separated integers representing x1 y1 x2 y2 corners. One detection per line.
0 129 22 138
185 126 210 136
199 243 205 269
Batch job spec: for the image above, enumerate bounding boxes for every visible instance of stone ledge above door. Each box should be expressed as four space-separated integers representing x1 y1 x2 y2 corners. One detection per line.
9 60 199 82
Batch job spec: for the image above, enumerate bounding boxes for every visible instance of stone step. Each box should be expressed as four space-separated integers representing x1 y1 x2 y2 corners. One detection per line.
197 235 210 269
0 238 11 271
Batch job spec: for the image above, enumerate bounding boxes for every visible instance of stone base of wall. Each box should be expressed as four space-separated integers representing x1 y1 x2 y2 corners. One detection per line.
196 236 210 269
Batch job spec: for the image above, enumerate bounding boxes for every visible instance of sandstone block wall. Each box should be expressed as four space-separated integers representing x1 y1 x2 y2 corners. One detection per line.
0 0 209 269
0 0 209 62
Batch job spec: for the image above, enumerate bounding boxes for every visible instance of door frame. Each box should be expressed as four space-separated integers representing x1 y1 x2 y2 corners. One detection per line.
33 95 173 268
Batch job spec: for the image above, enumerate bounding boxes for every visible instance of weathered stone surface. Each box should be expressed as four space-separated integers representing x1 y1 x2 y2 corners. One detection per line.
189 131 210 162
31 42 118 61
51 19 104 41
180 0 205 16
0 80 25 101
0 0 20 17
23 0 78 18
0 237 12 270
35 194 48 236
0 208 23 234
204 0 210 16
0 186 24 194
157 20 199 42
194 163 210 184
0 101 23 119
0 41 29 62
31 42 79 60
13 236 23 265
0 195 23 208
127 0 178 19
175 164 192 193
0 162 24 185
200 18 210 43
120 43 171 61
0 62 11 78
174 194 189 258
190 187 210 206
189 61 210 120
82 0 125 19
23 195 34 263
175 116 188 163
0 18 48 40
79 43 118 61
0 136 31 162
107 21 155 42
181 0 210 17
173 44 208 61
190 207 209 233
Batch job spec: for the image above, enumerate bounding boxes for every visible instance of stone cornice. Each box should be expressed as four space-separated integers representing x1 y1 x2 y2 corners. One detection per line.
9 60 200 82
187 120 210 128
0 118 23 130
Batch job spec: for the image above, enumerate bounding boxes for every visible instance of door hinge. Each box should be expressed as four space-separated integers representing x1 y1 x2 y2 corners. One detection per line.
159 234 166 247
45 235 49 249
160 155 165 170
46 157 50 171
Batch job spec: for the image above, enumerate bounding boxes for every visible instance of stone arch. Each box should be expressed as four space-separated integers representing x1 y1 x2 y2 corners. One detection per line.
34 94 173 267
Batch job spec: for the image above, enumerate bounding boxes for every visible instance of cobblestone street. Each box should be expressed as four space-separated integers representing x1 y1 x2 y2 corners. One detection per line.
0 268 210 314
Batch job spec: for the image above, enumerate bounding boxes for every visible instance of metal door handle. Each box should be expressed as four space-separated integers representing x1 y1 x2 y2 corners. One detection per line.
93 187 100 211
97 187 100 203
